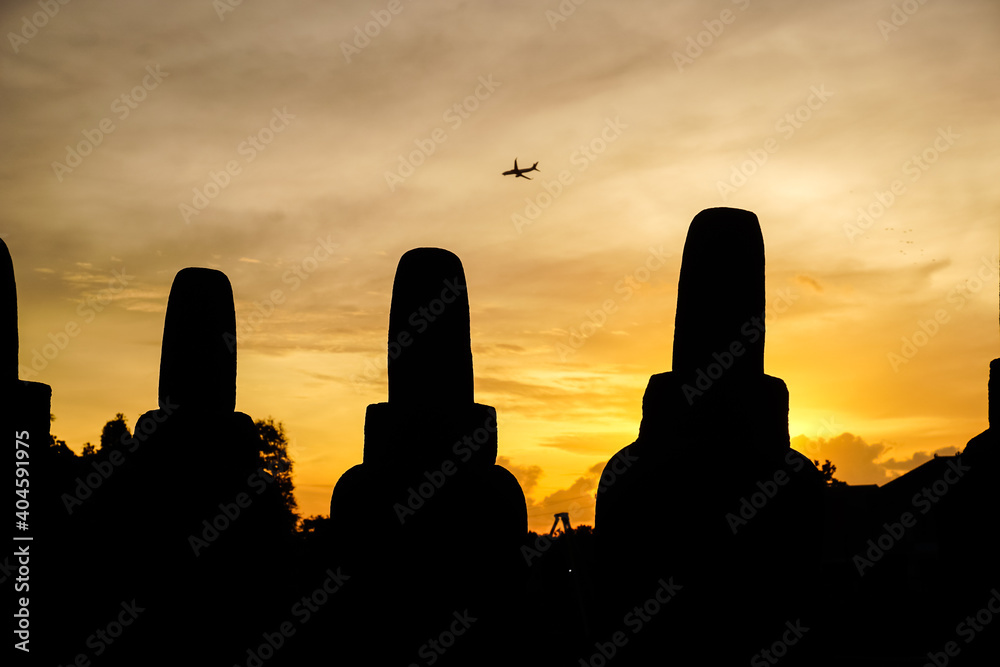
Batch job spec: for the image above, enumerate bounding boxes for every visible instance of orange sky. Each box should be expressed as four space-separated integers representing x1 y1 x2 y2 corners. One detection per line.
3 0 999 533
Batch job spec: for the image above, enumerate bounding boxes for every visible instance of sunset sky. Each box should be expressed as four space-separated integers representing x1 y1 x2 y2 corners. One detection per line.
4 0 999 533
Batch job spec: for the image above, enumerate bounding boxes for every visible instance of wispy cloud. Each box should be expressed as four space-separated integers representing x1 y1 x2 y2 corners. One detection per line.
4 0 998 523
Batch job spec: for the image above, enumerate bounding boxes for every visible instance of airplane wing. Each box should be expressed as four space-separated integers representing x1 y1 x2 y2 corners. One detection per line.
513 158 519 170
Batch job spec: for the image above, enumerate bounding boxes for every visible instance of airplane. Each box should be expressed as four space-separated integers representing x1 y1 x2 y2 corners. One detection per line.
502 158 539 180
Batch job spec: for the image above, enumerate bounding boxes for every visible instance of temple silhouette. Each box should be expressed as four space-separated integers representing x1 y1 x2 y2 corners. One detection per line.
328 247 527 665
594 208 824 664
4 238 58 660
105 267 297 663
3 209 998 666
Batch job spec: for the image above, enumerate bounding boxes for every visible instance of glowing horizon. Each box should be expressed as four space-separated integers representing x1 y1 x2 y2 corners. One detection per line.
5 0 999 533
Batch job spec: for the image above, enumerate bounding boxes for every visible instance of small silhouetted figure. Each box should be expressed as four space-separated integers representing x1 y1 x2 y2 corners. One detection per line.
594 209 824 665
329 248 527 666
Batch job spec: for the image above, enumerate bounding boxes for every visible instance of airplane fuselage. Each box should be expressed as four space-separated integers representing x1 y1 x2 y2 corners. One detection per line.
502 159 539 179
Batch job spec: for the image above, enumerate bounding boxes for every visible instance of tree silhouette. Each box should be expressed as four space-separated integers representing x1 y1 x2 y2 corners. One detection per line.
47 413 76 459
299 514 331 534
99 412 131 451
48 436 75 459
814 458 846 487
255 417 299 523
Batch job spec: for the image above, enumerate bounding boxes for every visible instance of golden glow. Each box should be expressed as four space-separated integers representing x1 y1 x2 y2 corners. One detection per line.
6 0 999 535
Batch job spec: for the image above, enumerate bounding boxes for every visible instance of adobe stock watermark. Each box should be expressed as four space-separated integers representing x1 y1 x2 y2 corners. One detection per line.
188 459 291 556
578 577 683 667
213 0 246 22
844 127 959 243
340 0 404 62
179 107 296 223
545 0 587 31
226 235 340 351
853 455 970 576
0 553 20 587
408 610 477 667
796 415 843 457
521 531 561 568
59 399 178 515
350 275 466 391
681 287 799 403
672 0 751 72
520 501 586 563
725 449 811 535
555 245 671 361
49 599 145 664
523 447 641 566
716 84 833 201
18 267 133 380
393 412 497 524
877 0 931 41
598 449 640 496
7 0 73 54
887 253 996 372
51 65 169 182
384 75 501 191
511 116 628 234
233 567 350 667
750 619 810 666
923 588 1000 667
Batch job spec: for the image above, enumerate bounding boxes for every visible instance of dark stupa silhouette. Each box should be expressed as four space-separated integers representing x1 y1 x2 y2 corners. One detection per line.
329 248 527 665
157 268 238 415
963 358 999 461
17 222 993 665
594 208 824 665
57 268 295 665
2 238 59 662
1 238 51 482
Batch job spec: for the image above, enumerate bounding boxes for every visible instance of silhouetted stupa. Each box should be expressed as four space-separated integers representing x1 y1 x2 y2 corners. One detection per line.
2 238 58 661
2 237 51 465
61 267 296 665
329 247 527 665
594 208 823 664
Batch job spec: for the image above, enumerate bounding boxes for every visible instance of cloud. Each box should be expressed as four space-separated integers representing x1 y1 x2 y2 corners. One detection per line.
497 455 542 496
879 446 960 471
495 454 609 532
520 461 605 533
514 429 966 533
8 0 999 527
474 372 642 423
791 432 960 486
794 274 823 292
536 432 635 456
